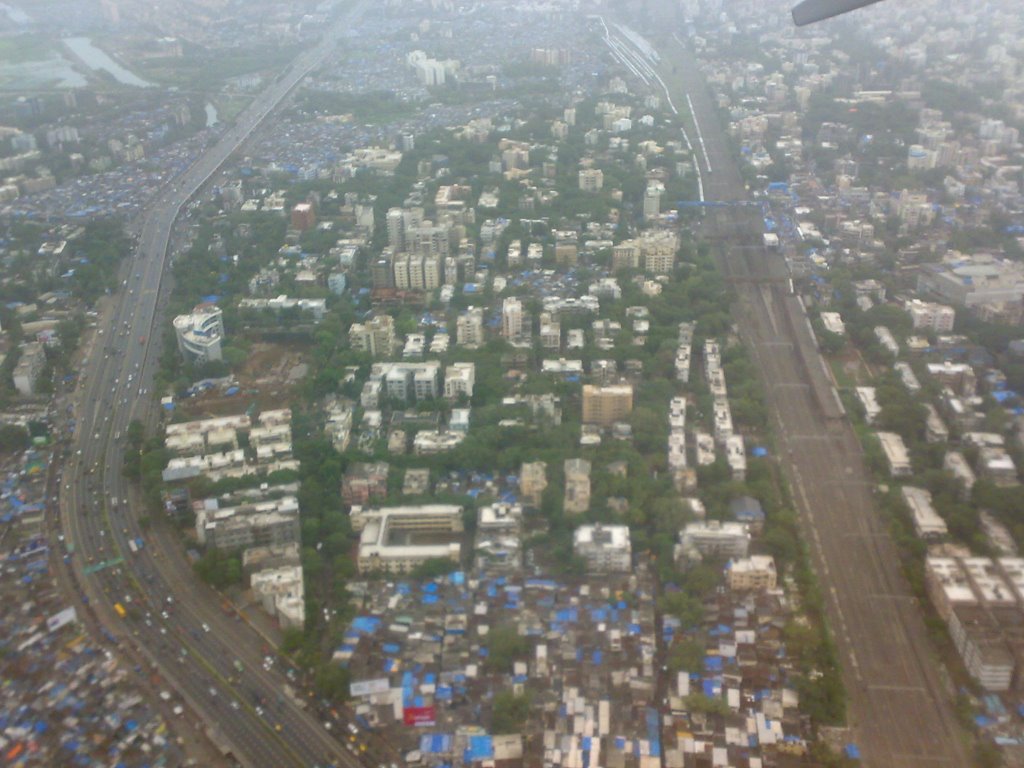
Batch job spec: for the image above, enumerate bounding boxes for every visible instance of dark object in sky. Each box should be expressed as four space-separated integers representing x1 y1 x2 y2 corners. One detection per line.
791 0 886 25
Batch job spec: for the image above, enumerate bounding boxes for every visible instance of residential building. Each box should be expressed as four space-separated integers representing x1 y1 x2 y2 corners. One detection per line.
475 502 523 574
341 462 389 506
579 168 604 192
678 521 751 561
372 361 441 402
501 297 525 342
238 295 327 322
348 315 396 358
726 556 777 591
353 504 463 574
581 384 634 426
573 524 631 572
924 404 949 443
906 299 955 333
874 326 899 357
413 430 465 455
520 461 547 507
642 183 662 221
456 307 484 349
290 202 316 231
926 361 976 397
250 565 305 629
855 387 881 424
563 458 591 514
539 312 561 350
173 303 224 363
901 486 947 540
944 451 976 498
877 431 912 477
443 362 475 400
12 342 44 395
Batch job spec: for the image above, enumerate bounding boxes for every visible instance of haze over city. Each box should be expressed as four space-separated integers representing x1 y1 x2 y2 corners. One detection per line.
0 1 1021 767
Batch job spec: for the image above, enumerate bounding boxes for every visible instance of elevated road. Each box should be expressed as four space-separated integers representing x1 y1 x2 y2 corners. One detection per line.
654 33 969 768
58 2 375 766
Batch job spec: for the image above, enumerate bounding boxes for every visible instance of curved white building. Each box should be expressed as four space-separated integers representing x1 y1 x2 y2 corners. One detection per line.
173 303 224 363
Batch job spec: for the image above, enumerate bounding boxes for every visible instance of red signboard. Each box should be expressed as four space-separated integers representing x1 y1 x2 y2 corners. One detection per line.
403 706 436 727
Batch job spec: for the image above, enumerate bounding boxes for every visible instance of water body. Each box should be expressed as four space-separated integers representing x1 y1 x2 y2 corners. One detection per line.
63 37 154 88
205 103 219 128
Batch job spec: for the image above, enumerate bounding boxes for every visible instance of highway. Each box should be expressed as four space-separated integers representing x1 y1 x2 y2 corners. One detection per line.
655 35 969 767
57 2 375 767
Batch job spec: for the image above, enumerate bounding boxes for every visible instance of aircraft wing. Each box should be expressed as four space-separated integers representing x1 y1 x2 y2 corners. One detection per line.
792 0 887 25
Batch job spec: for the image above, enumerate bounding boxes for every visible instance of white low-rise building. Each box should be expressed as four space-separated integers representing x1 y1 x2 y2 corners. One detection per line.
900 486 947 540
250 565 305 629
874 326 900 357
727 555 777 591
238 295 327 322
894 362 922 393
944 451 976 498
876 431 912 477
573 524 631 573
820 312 846 336
855 387 881 424
678 521 750 561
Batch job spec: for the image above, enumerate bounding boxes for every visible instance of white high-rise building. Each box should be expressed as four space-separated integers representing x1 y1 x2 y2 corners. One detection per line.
502 297 524 341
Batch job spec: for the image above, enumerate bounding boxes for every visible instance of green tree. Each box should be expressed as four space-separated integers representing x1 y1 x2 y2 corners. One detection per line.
491 690 531 734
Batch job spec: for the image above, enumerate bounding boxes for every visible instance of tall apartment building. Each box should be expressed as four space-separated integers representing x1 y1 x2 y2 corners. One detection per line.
539 312 561 350
520 461 547 507
563 458 591 514
386 206 424 251
173 303 224 363
348 315 396 358
373 361 441 402
579 168 604 192
408 223 450 258
642 183 662 221
611 241 641 271
581 384 634 426
456 307 484 348
502 297 525 341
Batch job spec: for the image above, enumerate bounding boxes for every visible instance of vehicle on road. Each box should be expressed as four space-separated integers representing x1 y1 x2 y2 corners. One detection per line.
113 602 127 619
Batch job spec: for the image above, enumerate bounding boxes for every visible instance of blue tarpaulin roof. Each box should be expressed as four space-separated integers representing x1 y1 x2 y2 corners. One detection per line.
351 616 382 634
465 735 493 761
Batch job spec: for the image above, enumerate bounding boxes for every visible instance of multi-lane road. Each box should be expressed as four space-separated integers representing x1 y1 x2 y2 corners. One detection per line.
653 34 969 768
57 2 375 767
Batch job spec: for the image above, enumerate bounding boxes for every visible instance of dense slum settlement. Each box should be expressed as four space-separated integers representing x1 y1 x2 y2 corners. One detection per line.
338 563 663 768
337 554 811 768
0 446 184 765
